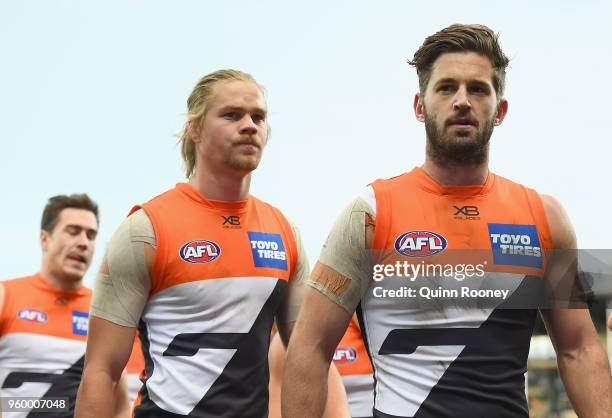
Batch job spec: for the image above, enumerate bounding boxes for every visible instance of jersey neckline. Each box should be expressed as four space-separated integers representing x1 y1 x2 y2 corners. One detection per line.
412 166 495 197
175 183 251 213
31 273 90 297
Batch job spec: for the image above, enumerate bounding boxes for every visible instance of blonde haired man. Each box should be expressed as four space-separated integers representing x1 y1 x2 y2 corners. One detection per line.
76 70 344 417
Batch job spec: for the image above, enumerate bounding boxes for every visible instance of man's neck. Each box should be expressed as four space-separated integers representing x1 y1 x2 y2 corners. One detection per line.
189 167 252 201
39 266 82 292
421 156 489 186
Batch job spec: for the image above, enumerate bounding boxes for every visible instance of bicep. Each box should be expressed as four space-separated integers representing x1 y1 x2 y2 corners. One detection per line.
540 308 599 353
289 286 352 361
541 195 586 307
85 316 137 380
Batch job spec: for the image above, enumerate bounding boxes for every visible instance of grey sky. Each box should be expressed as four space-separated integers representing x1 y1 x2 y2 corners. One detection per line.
1 0 610 286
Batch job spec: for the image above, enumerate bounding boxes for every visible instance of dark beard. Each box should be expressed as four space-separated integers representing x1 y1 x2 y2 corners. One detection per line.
424 111 495 167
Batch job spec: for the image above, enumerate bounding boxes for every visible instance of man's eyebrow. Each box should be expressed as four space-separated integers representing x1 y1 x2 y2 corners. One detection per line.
65 224 98 233
433 78 458 85
218 105 267 114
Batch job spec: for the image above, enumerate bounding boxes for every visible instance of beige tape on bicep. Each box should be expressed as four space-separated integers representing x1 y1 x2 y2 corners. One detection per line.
308 197 374 313
90 210 153 327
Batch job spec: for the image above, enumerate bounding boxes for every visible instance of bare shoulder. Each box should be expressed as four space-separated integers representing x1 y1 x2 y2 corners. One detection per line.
540 194 576 249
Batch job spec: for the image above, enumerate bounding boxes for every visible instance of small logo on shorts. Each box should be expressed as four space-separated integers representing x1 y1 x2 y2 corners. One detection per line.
18 309 48 323
180 240 221 263
72 311 89 336
248 232 287 270
395 231 448 257
333 347 357 364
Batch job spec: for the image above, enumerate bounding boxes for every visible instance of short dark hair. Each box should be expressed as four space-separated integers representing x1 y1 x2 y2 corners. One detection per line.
408 24 510 98
40 194 99 233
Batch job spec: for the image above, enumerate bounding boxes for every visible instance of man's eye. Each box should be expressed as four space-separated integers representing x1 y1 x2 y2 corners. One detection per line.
86 230 97 240
223 112 240 120
66 226 80 236
438 85 453 93
252 114 265 124
470 85 488 94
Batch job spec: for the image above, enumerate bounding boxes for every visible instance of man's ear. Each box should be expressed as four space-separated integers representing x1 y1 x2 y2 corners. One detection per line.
414 93 425 123
188 118 202 144
494 98 509 126
40 230 49 253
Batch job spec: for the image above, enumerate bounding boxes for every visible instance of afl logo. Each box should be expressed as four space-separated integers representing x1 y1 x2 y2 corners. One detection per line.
333 347 357 364
18 309 48 323
179 240 221 263
395 231 448 257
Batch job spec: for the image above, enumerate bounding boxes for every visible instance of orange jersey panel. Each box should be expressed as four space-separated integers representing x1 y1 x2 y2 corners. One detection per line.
134 183 297 296
371 167 552 276
0 274 91 340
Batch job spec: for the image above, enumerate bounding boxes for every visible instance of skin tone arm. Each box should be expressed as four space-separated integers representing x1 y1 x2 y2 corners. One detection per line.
269 331 350 418
281 288 353 418
75 316 136 418
112 372 132 418
75 243 154 418
539 195 612 417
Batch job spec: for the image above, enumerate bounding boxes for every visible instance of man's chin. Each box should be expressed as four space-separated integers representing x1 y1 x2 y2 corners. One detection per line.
61 267 86 282
226 156 261 175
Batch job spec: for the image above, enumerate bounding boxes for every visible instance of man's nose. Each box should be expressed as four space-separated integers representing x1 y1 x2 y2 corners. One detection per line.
239 115 258 135
76 231 89 249
452 86 471 112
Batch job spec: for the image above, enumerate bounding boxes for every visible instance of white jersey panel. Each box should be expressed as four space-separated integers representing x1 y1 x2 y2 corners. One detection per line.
342 373 375 418
140 277 278 416
361 272 524 417
0 333 85 418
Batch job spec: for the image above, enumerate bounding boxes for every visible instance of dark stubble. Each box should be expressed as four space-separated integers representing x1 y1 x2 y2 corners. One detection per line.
424 107 496 167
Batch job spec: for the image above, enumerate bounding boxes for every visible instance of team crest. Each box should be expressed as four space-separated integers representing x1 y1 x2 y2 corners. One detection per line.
18 309 48 323
394 231 448 257
180 240 221 263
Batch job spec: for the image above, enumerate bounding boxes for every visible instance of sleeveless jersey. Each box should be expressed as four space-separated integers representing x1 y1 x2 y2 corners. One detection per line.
0 274 91 418
131 183 298 418
361 167 552 418
333 318 374 418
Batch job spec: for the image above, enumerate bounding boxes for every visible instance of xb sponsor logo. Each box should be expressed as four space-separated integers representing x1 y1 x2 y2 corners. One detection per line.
222 215 241 228
453 205 480 220
180 240 221 263
333 347 357 364
395 231 448 257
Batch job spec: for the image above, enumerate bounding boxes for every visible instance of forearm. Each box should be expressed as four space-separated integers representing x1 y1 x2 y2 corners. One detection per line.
557 342 612 417
75 368 120 418
282 348 329 418
323 364 350 418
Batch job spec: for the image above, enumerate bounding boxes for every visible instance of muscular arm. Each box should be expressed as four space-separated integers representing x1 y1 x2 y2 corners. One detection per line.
282 195 373 418
76 210 154 418
539 195 612 417
274 222 350 417
282 288 353 418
